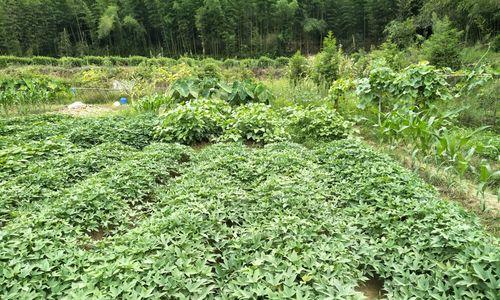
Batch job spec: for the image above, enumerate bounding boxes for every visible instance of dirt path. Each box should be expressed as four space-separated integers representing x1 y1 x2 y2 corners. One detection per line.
59 103 128 117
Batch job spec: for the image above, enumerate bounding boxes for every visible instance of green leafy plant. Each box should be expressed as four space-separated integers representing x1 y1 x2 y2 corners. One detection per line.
220 103 289 143
395 62 452 109
288 51 308 85
133 94 174 113
477 163 499 210
288 106 352 142
219 80 274 106
155 98 230 144
422 16 463 69
0 76 71 114
384 19 417 49
312 32 341 86
327 78 355 109
0 136 497 298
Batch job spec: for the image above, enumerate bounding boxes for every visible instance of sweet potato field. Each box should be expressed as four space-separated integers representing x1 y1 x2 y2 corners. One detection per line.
0 114 498 299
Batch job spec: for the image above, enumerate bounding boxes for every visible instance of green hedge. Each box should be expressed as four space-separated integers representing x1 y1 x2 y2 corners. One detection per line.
0 55 289 68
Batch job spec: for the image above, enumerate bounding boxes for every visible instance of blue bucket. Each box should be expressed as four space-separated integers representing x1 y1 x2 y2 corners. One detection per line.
120 97 128 105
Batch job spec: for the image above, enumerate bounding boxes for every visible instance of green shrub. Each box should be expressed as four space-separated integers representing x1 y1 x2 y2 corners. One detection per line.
58 57 85 67
288 51 308 84
0 56 32 67
133 94 174 113
199 62 222 79
275 56 290 67
288 106 351 142
312 32 341 86
0 76 71 113
384 19 416 49
83 56 105 65
493 34 500 52
257 56 275 68
221 103 289 143
356 61 451 111
220 80 274 105
222 58 241 68
422 16 462 69
32 56 58 65
155 98 231 144
128 56 148 66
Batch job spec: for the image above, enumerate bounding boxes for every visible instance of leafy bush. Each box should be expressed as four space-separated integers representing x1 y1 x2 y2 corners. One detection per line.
384 19 416 49
0 76 71 113
220 80 274 105
422 16 463 69
257 56 275 68
493 34 500 52
155 98 231 144
311 32 341 86
396 62 452 108
288 51 308 84
32 56 58 65
222 58 241 68
355 60 397 111
356 61 451 111
275 56 290 67
288 106 351 142
199 62 222 79
327 78 355 109
133 94 174 113
58 56 85 67
221 103 289 143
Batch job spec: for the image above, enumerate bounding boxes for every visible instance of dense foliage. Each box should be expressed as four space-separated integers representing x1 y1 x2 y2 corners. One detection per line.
0 77 71 113
221 103 289 143
154 98 230 144
153 100 350 145
0 55 289 69
0 0 497 57
0 114 498 298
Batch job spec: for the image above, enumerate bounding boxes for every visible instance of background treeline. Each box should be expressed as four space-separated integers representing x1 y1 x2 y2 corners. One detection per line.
0 0 498 58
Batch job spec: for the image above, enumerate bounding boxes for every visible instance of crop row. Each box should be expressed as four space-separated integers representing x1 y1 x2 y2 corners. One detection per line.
0 55 289 69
